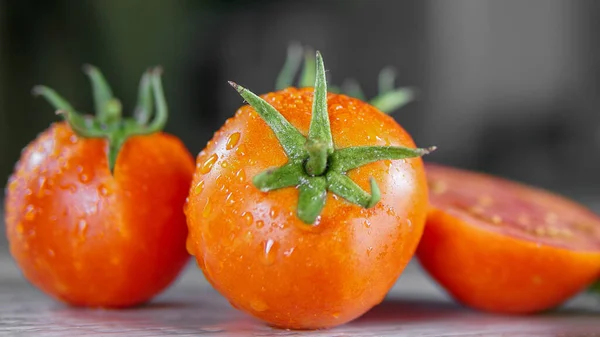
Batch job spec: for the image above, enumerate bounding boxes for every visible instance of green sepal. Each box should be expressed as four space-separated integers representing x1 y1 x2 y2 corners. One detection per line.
326 172 380 209
297 176 327 224
330 145 436 173
231 50 435 224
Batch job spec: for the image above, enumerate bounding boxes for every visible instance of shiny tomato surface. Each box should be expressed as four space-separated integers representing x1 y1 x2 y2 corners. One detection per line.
185 88 429 329
5 122 195 307
418 163 600 314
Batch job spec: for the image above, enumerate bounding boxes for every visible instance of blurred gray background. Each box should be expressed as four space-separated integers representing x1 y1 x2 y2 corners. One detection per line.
1 0 600 250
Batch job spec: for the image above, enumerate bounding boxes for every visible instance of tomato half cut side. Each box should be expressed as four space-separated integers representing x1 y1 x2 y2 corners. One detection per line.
417 163 600 314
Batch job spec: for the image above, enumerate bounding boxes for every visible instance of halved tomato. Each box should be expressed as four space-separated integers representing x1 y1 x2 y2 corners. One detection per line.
417 163 600 314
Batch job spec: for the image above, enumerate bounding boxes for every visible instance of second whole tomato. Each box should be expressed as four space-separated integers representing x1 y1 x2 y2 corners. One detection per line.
185 52 434 329
4 67 194 308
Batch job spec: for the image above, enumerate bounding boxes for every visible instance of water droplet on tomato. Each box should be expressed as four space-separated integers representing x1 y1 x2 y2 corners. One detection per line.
332 312 341 319
200 154 218 174
256 220 264 229
366 247 374 256
235 169 246 183
76 165 83 173
77 219 88 241
25 189 33 196
98 184 109 197
202 199 212 218
250 299 268 312
226 132 241 150
363 220 371 228
269 207 279 218
262 238 279 265
24 205 36 221
48 249 55 257
242 212 254 225
16 223 25 234
236 145 246 157
69 135 78 143
283 247 295 257
220 161 228 168
225 192 234 205
194 181 205 195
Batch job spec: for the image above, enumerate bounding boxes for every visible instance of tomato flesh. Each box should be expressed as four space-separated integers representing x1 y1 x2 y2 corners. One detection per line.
417 163 600 314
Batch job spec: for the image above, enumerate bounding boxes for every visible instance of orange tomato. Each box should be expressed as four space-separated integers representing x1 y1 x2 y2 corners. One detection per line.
4 67 194 307
185 52 432 329
417 163 600 314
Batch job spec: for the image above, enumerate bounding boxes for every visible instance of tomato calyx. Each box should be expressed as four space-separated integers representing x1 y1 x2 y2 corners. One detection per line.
230 51 436 224
275 42 416 114
32 66 168 174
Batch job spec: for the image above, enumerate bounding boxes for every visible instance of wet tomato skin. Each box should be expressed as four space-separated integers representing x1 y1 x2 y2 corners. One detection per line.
185 88 429 329
5 122 195 308
417 163 600 314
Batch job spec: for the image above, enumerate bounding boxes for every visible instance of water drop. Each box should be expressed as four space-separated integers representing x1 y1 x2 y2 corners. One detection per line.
256 220 264 229
200 154 218 174
48 249 55 257
235 145 247 157
235 169 246 183
76 165 83 173
69 135 78 144
16 223 25 234
242 212 254 225
269 207 279 218
98 184 109 197
250 299 268 312
194 181 205 195
283 247 295 257
226 132 241 150
225 192 234 205
220 161 228 168
24 205 36 221
332 312 341 319
77 219 88 241
202 199 212 218
262 238 279 265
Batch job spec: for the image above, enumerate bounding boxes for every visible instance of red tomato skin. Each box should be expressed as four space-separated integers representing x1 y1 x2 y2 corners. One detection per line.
185 88 429 329
417 164 600 314
4 122 195 308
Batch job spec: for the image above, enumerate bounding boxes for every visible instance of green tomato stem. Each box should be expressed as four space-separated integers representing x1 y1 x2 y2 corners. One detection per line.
33 66 170 174
297 176 327 224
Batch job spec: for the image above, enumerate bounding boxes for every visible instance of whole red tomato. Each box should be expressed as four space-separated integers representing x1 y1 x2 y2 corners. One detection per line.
185 52 434 329
4 66 194 308
417 163 600 314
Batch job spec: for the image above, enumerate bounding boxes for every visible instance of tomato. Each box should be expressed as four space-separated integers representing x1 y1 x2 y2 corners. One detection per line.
417 163 600 314
4 66 195 308
185 52 433 329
